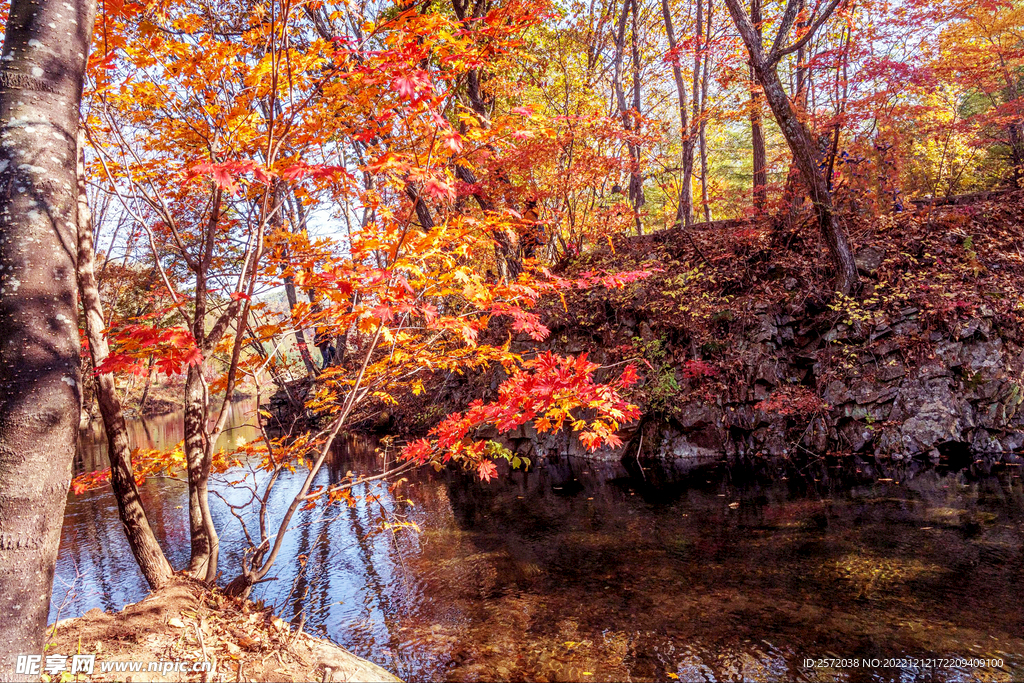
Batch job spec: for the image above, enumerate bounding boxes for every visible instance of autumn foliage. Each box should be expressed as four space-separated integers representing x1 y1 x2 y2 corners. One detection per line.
54 0 1024 596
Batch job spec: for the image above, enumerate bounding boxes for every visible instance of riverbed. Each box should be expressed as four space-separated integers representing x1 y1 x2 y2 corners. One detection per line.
56 402 1024 682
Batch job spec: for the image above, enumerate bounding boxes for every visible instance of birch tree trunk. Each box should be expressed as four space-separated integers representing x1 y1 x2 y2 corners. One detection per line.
0 0 97 672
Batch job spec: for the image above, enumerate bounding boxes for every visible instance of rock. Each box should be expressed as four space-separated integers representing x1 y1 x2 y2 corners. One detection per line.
894 377 974 454
167 617 186 629
876 359 907 382
751 315 777 343
823 380 852 406
855 246 884 276
957 317 992 340
659 431 721 461
753 360 780 387
838 419 875 452
851 383 899 405
960 339 1004 373
675 402 719 430
869 324 893 341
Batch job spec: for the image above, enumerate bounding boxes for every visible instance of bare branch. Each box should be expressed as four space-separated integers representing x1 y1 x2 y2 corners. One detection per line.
769 0 845 64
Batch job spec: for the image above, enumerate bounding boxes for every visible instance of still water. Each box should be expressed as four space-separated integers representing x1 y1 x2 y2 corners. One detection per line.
57 402 1024 682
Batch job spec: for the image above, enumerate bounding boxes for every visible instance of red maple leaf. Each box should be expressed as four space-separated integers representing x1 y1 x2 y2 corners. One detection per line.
476 460 498 482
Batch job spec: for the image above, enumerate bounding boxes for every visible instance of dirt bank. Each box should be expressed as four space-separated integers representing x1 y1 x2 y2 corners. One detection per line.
44 578 400 682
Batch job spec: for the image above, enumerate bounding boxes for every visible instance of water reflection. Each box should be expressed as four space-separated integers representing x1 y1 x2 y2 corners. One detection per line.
56 410 1024 682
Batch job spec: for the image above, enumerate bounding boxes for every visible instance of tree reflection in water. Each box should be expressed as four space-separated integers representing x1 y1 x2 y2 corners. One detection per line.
60 409 1024 682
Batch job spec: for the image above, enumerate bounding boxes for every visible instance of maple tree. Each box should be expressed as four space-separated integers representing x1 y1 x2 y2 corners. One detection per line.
67 0 652 599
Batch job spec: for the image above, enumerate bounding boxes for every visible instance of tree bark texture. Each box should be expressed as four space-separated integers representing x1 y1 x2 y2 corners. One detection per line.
613 0 644 235
699 0 714 222
184 361 218 582
0 0 97 673
273 180 317 376
182 222 218 583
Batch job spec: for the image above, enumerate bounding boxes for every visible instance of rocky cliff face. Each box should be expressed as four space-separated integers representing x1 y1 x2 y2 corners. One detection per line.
642 306 1024 463
490 303 1023 465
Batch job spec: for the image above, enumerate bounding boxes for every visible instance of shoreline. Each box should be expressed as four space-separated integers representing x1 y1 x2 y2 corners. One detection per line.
44 578 400 683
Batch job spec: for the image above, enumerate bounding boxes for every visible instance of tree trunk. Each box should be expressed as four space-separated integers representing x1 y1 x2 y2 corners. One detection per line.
284 279 318 374
613 0 643 235
0 0 97 671
76 132 174 590
750 0 768 213
138 356 156 414
723 0 858 294
661 0 693 227
758 70 856 292
699 0 713 222
1008 122 1023 188
689 0 706 223
273 181 317 377
184 362 218 582
404 183 436 230
452 163 524 281
629 0 645 234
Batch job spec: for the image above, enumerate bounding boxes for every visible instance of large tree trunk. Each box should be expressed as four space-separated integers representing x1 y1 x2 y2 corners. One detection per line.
452 162 524 282
138 356 156 413
1007 121 1023 188
183 259 218 582
404 183 436 231
689 0 706 224
76 133 174 590
273 180 317 377
284 278 319 374
756 68 857 292
699 0 714 223
613 0 644 235
628 0 645 233
0 0 97 672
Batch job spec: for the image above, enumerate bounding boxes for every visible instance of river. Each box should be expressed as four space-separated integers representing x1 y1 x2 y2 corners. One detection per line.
55 401 1024 681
